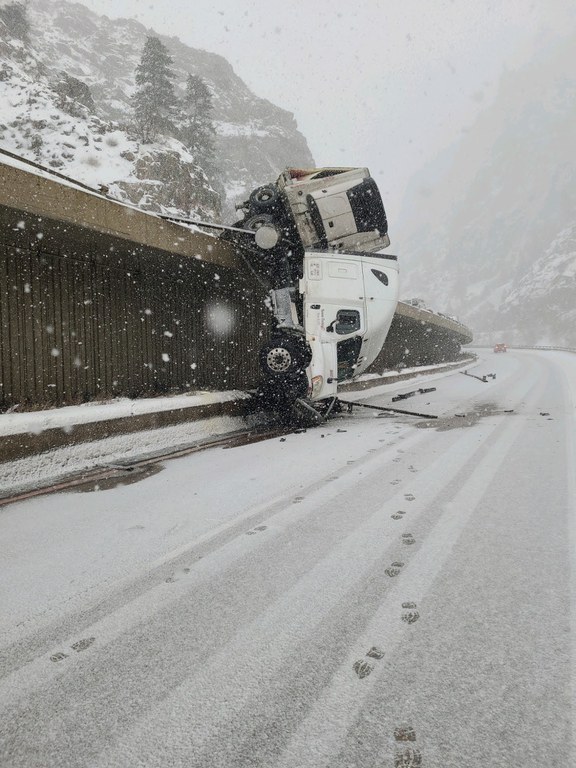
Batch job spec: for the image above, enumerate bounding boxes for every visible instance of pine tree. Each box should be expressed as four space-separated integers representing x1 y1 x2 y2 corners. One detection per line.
132 36 178 142
182 74 217 173
0 2 30 43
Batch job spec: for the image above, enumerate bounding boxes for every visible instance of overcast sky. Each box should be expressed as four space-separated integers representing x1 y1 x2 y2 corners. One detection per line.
79 0 576 223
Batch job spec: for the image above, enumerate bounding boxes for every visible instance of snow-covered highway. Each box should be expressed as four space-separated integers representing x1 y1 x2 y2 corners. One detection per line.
1 349 575 767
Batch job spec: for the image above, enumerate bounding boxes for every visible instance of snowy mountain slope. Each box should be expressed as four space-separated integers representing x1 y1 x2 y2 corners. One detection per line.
396 33 576 345
496 224 576 346
0 0 314 220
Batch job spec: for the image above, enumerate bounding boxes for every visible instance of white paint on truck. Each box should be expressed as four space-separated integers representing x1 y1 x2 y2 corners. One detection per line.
301 250 399 402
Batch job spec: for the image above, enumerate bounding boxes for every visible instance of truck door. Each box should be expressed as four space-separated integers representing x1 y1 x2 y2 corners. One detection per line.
303 252 366 383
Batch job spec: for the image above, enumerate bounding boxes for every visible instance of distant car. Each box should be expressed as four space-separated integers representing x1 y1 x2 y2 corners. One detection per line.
494 343 507 353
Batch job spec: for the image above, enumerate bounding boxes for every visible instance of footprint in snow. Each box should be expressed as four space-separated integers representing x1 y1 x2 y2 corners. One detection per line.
401 601 420 624
71 637 95 652
385 561 405 577
394 747 422 767
246 525 268 535
394 725 417 742
353 659 374 679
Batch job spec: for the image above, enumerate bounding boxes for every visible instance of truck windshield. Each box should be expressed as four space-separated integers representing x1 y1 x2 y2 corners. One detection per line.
337 336 363 381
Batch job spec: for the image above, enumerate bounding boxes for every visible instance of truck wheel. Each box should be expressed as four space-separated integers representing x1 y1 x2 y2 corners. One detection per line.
249 185 279 212
259 336 312 377
244 213 275 232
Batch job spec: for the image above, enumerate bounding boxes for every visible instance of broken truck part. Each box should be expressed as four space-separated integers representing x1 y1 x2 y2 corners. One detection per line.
224 167 398 423
338 399 438 419
391 387 437 402
460 371 497 383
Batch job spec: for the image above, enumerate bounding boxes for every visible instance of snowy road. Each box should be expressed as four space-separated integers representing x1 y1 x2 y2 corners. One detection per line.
1 349 575 767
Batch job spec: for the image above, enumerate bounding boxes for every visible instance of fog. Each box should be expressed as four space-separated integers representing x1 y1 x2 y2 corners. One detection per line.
79 0 576 224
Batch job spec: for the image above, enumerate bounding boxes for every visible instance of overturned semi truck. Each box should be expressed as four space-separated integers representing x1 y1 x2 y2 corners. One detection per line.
222 167 399 422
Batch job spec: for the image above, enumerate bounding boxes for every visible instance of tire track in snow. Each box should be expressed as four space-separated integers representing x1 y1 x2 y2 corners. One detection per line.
85 370 545 768
272 371 546 768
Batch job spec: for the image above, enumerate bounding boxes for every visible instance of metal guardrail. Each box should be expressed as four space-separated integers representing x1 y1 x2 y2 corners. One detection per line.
467 345 576 353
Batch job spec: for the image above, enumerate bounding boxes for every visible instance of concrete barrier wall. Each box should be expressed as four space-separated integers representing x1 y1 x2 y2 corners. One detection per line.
367 305 472 372
0 160 474 411
0 202 271 409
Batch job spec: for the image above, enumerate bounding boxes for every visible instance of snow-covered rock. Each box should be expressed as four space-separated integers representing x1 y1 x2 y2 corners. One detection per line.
0 0 314 221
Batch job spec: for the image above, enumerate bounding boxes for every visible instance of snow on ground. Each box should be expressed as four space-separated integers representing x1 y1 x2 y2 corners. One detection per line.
0 351 512 630
1 349 575 767
0 362 475 497
0 390 249 437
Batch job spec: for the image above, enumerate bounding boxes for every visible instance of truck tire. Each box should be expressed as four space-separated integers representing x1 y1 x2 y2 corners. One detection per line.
259 336 312 377
249 185 279 212
244 213 275 232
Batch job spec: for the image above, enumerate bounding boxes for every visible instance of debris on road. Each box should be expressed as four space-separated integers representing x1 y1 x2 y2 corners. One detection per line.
392 387 436 402
339 399 438 419
460 370 497 383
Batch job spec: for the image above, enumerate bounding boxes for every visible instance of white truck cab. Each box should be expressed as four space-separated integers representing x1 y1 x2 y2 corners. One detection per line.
302 249 399 401
230 166 398 418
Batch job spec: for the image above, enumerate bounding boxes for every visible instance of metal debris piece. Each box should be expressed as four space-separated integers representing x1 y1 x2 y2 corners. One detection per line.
339 399 438 419
401 610 420 624
392 387 436 402
50 652 68 662
366 646 385 659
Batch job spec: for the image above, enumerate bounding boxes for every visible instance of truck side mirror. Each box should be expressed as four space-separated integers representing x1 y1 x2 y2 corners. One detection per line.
326 320 336 332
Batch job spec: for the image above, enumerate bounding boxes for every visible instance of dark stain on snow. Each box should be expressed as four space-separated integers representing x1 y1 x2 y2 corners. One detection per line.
65 463 163 492
417 401 514 431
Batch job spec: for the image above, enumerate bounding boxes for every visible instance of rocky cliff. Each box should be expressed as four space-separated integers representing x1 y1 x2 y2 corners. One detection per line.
0 0 314 221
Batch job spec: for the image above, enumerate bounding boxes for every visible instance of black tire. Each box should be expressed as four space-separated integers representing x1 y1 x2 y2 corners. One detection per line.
249 185 279 212
259 336 312 377
243 213 275 233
